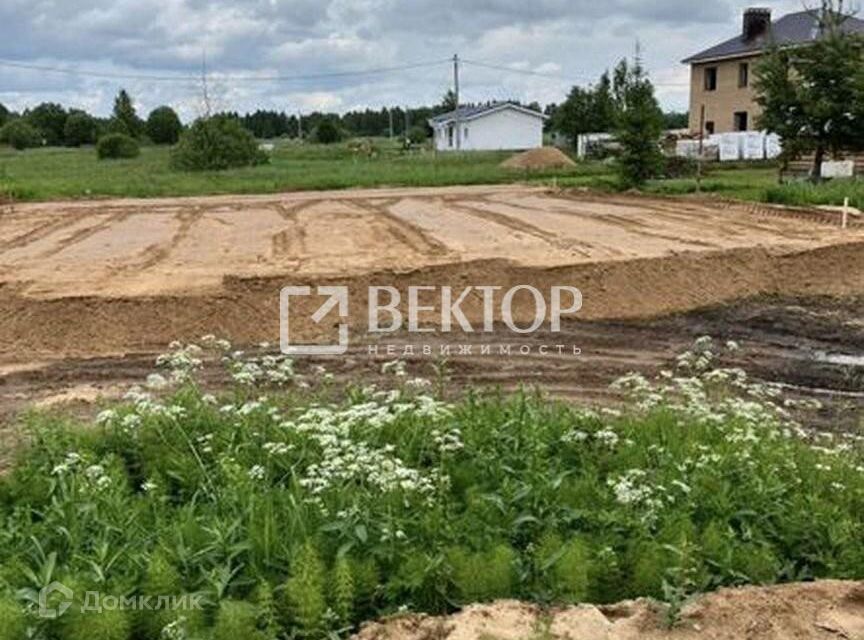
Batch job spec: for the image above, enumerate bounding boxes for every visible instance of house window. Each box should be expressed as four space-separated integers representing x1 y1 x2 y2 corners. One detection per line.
704 67 718 91
464 127 469 141
447 125 454 148
734 111 749 131
738 62 749 88
705 121 715 136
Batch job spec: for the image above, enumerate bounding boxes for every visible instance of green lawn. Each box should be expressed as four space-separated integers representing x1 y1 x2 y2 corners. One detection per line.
0 139 604 201
4 140 862 211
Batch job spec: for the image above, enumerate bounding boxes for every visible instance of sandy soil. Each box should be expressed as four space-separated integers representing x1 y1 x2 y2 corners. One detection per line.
1 185 861 299
354 581 864 640
1 185 864 364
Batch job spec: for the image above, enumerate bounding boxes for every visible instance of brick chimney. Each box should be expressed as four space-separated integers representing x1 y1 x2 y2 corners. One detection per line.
743 8 771 40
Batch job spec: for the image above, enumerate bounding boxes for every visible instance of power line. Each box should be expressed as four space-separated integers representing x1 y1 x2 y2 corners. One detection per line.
462 58 594 84
461 57 689 88
0 58 451 83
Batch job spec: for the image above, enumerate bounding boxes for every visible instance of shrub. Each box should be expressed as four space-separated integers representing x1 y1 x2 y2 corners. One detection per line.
407 125 429 145
313 119 342 144
660 155 698 179
97 133 140 160
535 534 590 602
0 119 41 150
283 543 327 636
213 601 269 640
63 112 97 147
170 116 268 171
146 106 183 145
448 544 516 603
330 555 355 625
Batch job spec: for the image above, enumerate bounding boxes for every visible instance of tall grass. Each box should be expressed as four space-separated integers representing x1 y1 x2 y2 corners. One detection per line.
0 337 862 639
765 178 864 210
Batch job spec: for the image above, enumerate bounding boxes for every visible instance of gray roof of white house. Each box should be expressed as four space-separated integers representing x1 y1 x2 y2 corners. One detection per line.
428 102 546 126
683 10 864 64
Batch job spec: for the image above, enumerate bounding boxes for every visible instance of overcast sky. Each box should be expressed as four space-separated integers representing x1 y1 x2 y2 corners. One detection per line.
0 0 805 120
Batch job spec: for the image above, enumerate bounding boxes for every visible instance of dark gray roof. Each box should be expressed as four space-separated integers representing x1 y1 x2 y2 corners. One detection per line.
683 10 864 64
428 102 545 125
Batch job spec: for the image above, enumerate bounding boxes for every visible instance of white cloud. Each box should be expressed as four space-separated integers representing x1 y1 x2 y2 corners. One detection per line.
0 0 804 117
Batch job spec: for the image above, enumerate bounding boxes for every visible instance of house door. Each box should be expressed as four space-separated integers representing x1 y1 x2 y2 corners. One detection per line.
447 126 454 148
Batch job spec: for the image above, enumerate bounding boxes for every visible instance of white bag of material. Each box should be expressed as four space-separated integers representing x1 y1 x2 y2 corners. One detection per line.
743 132 765 160
765 134 782 159
821 160 855 179
719 133 742 162
675 140 700 158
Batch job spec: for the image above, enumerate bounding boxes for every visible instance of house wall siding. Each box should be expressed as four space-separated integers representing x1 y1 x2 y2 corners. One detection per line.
688 55 762 134
433 108 544 151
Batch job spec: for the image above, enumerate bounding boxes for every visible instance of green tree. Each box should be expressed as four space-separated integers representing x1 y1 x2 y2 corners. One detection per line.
112 89 142 138
554 86 596 147
554 71 618 147
663 111 690 129
146 106 183 144
440 89 458 112
25 102 67 145
615 58 664 188
407 124 429 144
64 111 97 146
0 103 9 128
0 119 41 150
170 115 268 171
755 3 864 178
313 119 342 144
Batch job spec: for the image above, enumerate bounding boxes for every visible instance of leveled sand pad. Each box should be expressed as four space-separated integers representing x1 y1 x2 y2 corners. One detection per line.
1 185 863 359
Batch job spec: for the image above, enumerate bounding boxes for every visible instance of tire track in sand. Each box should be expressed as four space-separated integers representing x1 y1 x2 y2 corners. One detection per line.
0 215 86 252
444 201 599 258
30 211 134 260
349 199 459 260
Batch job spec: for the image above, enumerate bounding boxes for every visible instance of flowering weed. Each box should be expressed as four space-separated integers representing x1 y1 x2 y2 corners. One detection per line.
0 337 862 638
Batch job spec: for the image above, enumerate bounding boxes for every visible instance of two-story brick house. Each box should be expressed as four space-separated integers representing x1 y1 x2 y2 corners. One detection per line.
683 7 864 135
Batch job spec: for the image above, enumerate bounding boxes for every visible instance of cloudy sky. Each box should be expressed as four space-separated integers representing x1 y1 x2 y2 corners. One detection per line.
0 0 804 120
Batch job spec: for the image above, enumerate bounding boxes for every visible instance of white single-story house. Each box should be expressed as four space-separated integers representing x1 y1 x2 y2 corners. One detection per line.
428 102 546 152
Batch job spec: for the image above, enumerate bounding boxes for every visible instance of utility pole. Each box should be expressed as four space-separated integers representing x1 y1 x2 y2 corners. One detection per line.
697 104 705 194
453 53 461 151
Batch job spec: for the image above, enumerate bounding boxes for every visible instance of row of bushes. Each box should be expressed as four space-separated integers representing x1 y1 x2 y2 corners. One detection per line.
3 116 268 170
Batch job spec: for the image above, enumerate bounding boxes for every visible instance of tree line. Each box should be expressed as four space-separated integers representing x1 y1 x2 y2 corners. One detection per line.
0 90 183 150
0 86 688 152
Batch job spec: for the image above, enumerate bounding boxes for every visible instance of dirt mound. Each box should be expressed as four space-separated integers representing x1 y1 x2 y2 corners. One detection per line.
500 147 576 170
354 581 864 640
1 186 863 363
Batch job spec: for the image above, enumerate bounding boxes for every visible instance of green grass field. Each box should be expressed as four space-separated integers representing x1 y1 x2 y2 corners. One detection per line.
0 139 605 201
4 138 863 211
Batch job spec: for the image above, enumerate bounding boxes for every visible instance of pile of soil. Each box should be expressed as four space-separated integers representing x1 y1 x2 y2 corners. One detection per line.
354 580 864 640
500 147 576 170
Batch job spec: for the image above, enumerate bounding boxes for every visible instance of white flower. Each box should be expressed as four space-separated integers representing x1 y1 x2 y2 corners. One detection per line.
145 373 170 390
